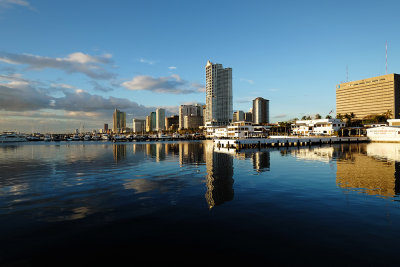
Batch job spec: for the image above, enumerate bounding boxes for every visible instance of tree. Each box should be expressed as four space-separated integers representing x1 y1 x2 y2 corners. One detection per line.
384 110 392 120
336 113 344 120
325 115 332 119
306 116 312 120
315 114 322 119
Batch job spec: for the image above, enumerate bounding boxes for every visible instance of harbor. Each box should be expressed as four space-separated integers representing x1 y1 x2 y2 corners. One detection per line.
214 136 369 150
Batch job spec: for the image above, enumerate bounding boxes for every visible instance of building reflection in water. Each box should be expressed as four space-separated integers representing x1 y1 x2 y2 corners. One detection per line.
179 142 205 166
113 144 127 162
336 144 400 198
252 152 270 173
205 143 234 209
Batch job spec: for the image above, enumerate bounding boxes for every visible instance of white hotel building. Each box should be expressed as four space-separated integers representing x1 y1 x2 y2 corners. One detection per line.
291 119 345 136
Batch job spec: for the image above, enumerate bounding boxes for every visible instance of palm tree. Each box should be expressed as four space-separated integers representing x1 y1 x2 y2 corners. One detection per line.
383 109 392 120
315 114 322 119
325 115 332 119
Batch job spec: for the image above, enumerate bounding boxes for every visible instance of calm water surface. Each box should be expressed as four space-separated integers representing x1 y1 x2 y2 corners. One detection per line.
1 141 400 266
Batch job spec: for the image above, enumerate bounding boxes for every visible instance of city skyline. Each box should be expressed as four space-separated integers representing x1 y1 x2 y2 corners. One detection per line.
1 0 400 132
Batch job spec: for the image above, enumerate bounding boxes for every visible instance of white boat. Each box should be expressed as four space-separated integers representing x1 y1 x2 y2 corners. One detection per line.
113 135 127 142
72 134 81 141
84 135 91 141
44 135 51 142
92 135 101 141
26 135 41 141
101 134 109 140
0 132 26 143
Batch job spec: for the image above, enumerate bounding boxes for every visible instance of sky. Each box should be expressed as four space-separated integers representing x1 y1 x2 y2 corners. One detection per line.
1 0 400 132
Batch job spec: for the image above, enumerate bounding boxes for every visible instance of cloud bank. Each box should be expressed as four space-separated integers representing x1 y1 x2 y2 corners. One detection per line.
121 74 205 94
0 52 115 80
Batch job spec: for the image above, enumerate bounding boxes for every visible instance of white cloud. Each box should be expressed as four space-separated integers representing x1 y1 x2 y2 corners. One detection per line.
168 66 177 70
240 78 254 85
0 0 32 9
0 52 115 80
138 58 155 65
121 74 205 94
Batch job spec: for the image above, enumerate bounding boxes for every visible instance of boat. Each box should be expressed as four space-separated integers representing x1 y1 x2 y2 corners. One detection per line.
84 135 91 141
26 135 41 141
101 134 110 141
0 132 26 143
52 135 62 141
72 134 81 141
44 135 51 142
113 135 127 142
92 135 101 141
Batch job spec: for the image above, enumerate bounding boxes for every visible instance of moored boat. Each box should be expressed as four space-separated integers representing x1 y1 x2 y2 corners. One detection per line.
0 132 26 143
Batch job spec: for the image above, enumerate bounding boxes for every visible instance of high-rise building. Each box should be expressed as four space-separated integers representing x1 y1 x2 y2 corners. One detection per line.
244 112 253 122
156 108 165 131
145 116 152 132
205 60 232 126
132 119 145 133
179 105 202 129
233 110 244 122
252 97 269 124
104 123 108 133
336 74 400 119
113 109 126 133
184 115 203 129
165 115 179 131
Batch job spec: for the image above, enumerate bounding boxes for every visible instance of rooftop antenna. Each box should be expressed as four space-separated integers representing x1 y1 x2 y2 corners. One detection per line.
386 41 388 75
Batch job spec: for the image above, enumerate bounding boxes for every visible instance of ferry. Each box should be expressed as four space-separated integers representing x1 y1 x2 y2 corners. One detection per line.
0 132 26 143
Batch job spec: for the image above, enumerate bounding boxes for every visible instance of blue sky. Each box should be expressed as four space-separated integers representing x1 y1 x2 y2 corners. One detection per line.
1 0 400 132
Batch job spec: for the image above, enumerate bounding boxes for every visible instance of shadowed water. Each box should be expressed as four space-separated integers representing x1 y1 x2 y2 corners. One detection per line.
1 141 400 266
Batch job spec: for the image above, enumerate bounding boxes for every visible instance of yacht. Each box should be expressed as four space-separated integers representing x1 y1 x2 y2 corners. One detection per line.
72 134 81 141
44 135 51 142
113 135 127 142
26 135 41 141
92 135 101 141
84 135 91 141
0 132 26 143
101 134 110 141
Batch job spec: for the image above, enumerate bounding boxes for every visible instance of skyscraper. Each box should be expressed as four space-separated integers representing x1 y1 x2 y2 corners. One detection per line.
179 104 202 129
113 109 126 133
156 108 165 131
252 97 269 124
205 60 232 125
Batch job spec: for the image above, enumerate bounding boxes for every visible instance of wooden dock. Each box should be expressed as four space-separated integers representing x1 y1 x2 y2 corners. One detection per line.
214 136 369 150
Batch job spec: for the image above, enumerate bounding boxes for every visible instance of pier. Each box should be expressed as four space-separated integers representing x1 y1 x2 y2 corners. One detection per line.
214 136 369 150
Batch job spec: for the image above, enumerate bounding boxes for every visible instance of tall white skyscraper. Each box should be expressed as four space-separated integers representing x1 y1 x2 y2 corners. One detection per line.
156 108 165 131
205 60 232 125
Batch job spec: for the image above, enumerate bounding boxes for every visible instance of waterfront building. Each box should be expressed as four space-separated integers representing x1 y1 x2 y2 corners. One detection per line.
291 119 345 136
245 112 253 122
205 60 232 126
113 109 126 133
156 108 165 131
165 115 179 131
233 110 244 122
132 119 145 133
179 105 201 129
184 115 203 129
253 97 269 124
336 74 400 119
205 121 269 138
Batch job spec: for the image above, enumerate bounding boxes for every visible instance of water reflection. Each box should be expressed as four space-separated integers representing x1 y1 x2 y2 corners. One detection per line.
205 143 234 209
336 144 400 198
113 144 127 162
